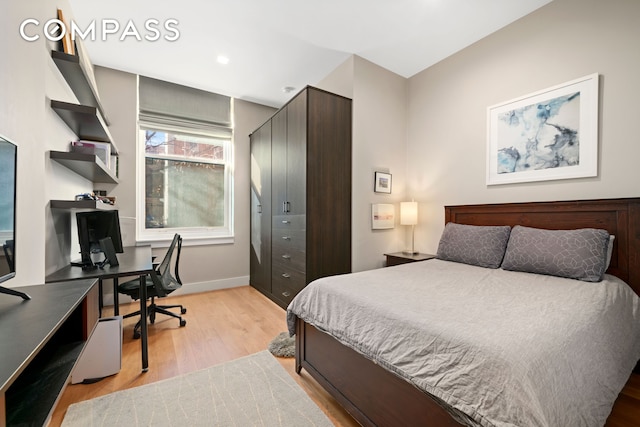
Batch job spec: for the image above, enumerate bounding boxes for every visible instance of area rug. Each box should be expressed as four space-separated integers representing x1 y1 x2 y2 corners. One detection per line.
61 351 332 427
268 332 295 358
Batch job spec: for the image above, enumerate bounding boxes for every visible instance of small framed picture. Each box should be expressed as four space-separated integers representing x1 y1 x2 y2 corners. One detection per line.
374 171 392 194
371 204 395 229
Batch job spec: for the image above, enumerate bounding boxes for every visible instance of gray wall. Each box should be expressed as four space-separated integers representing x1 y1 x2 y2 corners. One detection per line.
406 0 640 253
1 1 47 287
319 0 639 270
318 56 409 272
2 0 96 286
93 67 276 300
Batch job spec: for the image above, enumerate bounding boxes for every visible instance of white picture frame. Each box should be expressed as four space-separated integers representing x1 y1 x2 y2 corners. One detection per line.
486 73 599 185
371 204 394 229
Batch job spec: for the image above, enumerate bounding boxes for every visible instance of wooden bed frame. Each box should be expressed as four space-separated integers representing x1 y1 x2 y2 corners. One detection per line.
295 198 640 427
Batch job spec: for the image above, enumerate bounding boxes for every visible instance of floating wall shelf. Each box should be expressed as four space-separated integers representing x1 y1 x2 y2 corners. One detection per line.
50 150 118 184
50 200 117 210
50 100 117 153
51 50 110 125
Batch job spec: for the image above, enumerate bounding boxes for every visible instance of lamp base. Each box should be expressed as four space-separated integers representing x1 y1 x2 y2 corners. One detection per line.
402 250 419 255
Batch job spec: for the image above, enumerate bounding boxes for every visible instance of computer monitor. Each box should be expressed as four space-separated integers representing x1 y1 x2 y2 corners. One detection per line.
0 134 29 299
74 210 124 268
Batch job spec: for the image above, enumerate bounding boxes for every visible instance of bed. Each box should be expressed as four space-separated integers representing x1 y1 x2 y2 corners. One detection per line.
287 198 640 427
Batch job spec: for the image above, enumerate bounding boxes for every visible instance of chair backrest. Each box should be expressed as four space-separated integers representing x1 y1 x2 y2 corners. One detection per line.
151 234 183 297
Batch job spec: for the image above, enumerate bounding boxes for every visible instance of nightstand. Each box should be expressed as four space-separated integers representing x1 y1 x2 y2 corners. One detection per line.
384 252 436 267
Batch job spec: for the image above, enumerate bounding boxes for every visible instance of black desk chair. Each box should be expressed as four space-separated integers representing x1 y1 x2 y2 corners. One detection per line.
118 234 187 339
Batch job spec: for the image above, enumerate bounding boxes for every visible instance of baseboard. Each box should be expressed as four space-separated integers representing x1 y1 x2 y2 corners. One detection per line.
174 276 250 295
102 275 249 306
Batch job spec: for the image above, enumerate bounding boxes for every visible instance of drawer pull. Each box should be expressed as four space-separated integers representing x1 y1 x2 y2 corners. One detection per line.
282 254 291 259
282 273 291 278
282 220 290 224
282 291 291 297
282 236 291 240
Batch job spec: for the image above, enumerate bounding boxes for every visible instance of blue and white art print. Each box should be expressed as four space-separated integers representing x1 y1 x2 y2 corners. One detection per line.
487 74 599 185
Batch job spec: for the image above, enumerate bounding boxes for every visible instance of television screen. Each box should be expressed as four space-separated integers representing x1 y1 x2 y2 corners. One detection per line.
0 135 17 285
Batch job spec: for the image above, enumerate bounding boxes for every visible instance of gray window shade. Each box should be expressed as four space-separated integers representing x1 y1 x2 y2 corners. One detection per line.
139 76 231 135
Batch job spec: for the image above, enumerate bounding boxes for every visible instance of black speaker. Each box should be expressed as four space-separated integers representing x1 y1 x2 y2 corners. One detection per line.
99 237 119 267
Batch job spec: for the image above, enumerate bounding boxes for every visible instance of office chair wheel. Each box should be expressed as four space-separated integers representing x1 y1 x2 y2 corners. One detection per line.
180 319 186 327
181 308 187 314
133 330 141 339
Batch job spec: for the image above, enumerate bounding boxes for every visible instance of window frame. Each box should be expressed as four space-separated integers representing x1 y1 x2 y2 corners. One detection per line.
136 120 235 246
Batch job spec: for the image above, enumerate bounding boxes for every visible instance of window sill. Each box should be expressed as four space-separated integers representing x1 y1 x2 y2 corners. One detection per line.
137 235 234 249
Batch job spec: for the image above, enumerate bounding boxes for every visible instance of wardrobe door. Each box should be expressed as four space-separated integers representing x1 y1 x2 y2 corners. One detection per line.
285 89 307 217
271 91 307 307
271 108 287 216
249 122 272 294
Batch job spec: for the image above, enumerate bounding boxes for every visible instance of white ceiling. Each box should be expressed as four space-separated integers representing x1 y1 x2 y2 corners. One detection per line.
67 0 552 108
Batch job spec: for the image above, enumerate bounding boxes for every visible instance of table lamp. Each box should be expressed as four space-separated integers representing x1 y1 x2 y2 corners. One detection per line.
400 201 418 255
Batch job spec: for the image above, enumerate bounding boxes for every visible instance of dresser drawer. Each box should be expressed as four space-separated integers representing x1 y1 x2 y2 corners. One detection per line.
272 249 306 273
272 261 306 284
272 267 306 305
271 282 298 306
273 214 306 230
272 229 306 250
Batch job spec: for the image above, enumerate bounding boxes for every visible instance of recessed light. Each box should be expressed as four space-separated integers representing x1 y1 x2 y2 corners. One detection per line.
217 55 229 65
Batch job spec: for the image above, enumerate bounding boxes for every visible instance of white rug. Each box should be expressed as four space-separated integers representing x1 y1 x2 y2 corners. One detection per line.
62 351 333 427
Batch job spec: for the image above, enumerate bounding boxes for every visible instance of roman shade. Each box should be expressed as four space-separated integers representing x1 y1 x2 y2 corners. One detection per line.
139 76 231 137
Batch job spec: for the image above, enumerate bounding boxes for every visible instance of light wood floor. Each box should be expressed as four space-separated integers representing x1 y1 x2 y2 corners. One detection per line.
50 286 359 427
50 286 640 426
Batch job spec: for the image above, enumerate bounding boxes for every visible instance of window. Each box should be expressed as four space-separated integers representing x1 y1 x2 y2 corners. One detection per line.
137 76 233 244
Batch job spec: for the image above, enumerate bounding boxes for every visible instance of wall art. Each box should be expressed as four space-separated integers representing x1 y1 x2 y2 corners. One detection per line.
374 171 392 193
371 203 394 229
487 73 599 185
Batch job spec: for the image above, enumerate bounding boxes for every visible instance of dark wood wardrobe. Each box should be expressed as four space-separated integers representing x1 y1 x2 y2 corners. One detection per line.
250 86 352 308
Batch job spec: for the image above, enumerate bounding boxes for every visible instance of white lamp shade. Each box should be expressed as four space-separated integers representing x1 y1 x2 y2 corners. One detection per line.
400 201 418 225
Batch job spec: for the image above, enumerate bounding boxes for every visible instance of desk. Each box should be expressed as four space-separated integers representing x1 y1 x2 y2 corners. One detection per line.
45 246 154 372
0 279 97 426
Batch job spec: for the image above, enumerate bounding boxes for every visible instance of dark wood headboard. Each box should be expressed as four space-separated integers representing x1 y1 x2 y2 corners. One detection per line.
445 198 640 296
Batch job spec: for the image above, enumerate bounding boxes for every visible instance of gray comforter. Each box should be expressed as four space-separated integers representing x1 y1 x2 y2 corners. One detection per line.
286 259 640 427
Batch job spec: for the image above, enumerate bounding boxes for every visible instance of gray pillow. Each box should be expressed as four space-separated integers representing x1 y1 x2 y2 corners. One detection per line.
501 226 610 282
605 235 615 271
436 223 511 269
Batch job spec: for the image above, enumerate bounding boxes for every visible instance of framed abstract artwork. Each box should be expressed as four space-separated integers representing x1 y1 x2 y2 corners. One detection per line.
486 73 599 185
371 204 395 229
